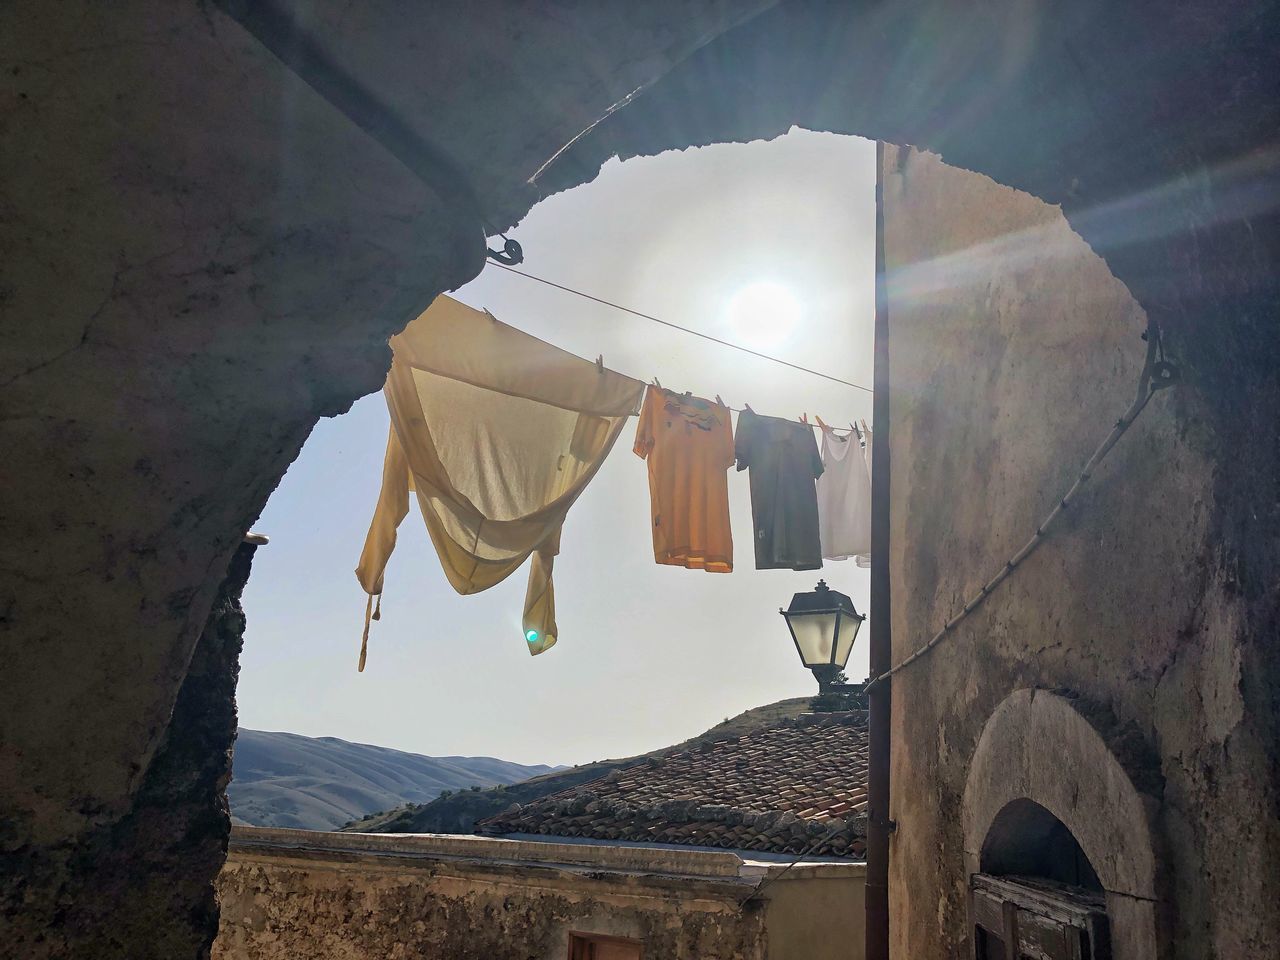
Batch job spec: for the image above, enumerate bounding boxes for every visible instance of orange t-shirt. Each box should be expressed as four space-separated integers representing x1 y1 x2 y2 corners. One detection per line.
633 386 734 572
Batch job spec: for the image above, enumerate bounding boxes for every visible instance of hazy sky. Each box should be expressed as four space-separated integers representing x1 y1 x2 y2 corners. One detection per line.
238 129 876 767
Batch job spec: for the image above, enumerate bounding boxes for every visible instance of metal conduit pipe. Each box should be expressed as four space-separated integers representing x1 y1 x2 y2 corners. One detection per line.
864 139 893 960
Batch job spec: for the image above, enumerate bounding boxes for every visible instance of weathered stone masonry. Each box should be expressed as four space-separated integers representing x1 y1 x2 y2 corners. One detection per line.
2 2 1276 957
214 828 865 960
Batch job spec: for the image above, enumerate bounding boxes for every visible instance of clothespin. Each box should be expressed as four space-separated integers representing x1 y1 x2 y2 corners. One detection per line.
652 377 663 389
815 414 833 436
744 402 755 414
800 413 809 424
715 394 725 407
595 354 604 374
861 418 870 434
852 421 862 441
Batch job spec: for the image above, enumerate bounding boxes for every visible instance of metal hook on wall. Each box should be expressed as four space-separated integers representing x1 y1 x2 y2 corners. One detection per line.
486 236 524 266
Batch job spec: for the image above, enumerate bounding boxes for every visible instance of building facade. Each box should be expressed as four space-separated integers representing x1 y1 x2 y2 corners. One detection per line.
216 709 869 959
879 145 1277 959
216 828 863 960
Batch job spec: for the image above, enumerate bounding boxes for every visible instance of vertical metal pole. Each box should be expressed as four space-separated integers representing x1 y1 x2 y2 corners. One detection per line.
865 139 893 960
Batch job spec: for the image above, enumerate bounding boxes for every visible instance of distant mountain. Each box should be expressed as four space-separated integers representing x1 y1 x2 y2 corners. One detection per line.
228 729 558 831
344 698 813 835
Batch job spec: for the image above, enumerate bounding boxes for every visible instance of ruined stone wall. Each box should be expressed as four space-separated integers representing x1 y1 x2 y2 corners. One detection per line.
214 835 774 960
214 829 865 960
880 146 1278 959
216 861 761 960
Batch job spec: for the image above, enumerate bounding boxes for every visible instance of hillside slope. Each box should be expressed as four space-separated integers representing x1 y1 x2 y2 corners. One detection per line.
344 698 813 835
229 729 557 830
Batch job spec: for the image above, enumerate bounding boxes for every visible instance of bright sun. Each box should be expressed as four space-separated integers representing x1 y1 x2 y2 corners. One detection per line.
725 281 802 351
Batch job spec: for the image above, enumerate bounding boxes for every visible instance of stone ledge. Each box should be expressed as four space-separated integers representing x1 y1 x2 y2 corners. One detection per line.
228 825 865 885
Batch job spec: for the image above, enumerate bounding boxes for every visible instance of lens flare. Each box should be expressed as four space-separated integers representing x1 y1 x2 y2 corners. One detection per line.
725 281 802 350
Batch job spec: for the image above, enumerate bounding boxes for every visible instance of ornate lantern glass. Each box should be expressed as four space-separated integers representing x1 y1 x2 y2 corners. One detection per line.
780 580 865 691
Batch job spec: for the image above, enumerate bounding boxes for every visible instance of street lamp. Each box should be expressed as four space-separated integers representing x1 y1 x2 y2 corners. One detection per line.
780 580 865 693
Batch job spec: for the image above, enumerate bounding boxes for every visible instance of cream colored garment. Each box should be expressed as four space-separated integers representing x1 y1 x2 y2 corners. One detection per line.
355 295 644 669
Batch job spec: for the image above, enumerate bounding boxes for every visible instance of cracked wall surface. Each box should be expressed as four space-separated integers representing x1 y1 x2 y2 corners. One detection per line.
0 540 256 959
962 690 1164 960
1 1 765 956
881 146 1277 959
215 841 771 960
1 3 479 954
213 829 864 960
2 0 1276 957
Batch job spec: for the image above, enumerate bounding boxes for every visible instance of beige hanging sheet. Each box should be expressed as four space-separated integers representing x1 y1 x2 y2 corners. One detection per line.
355 294 644 669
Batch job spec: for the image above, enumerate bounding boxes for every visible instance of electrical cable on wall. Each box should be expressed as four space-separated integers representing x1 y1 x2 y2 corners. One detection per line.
864 324 1178 691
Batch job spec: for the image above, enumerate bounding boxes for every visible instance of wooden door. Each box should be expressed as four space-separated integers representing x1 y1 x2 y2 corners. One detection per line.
970 874 1110 960
568 933 643 960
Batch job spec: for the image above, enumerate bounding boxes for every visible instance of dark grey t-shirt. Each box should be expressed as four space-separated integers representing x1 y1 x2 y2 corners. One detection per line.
734 410 825 570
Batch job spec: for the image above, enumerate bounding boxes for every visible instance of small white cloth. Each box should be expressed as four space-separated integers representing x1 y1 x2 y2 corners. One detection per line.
816 429 872 564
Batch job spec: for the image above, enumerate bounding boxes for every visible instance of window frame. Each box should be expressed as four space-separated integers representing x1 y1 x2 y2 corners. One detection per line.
969 873 1111 960
567 931 645 960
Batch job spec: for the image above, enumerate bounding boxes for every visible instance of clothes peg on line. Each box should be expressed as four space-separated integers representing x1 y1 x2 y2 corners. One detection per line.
744 402 755 414
715 394 725 406
595 354 604 373
652 377 663 389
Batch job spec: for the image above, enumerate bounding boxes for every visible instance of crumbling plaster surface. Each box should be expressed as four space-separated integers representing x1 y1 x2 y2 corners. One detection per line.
214 830 777 960
217 861 763 960
1 1 765 956
2 0 1277 957
962 689 1160 960
881 146 1276 959
2 0 470 848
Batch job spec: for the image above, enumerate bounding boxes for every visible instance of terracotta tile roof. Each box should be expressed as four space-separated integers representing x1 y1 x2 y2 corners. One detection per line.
478 711 868 858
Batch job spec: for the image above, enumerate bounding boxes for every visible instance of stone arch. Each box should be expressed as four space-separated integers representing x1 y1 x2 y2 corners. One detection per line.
962 689 1164 960
980 798 1103 892
4 3 1276 958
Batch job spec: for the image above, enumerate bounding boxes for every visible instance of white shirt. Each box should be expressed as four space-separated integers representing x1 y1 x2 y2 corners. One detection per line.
816 428 872 563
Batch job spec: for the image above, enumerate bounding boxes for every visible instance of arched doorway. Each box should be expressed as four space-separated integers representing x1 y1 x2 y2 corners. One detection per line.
963 690 1164 960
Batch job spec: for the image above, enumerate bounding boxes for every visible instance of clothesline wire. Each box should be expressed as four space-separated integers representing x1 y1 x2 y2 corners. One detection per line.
488 262 875 396
659 390 864 438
